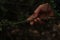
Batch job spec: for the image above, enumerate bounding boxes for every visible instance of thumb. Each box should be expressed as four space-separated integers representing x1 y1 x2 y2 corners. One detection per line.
27 14 35 21
27 12 39 21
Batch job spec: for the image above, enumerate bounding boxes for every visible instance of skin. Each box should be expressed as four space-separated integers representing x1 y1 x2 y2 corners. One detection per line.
27 3 54 25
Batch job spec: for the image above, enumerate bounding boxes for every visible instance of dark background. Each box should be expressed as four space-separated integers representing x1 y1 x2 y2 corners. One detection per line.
0 0 60 40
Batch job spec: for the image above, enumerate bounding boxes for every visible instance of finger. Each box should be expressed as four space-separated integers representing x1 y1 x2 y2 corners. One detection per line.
36 17 45 24
36 18 41 21
34 19 38 22
30 21 34 25
27 16 33 21
27 14 36 21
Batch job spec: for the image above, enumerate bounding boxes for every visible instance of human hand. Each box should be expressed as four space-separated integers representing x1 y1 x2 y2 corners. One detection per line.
27 3 54 25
